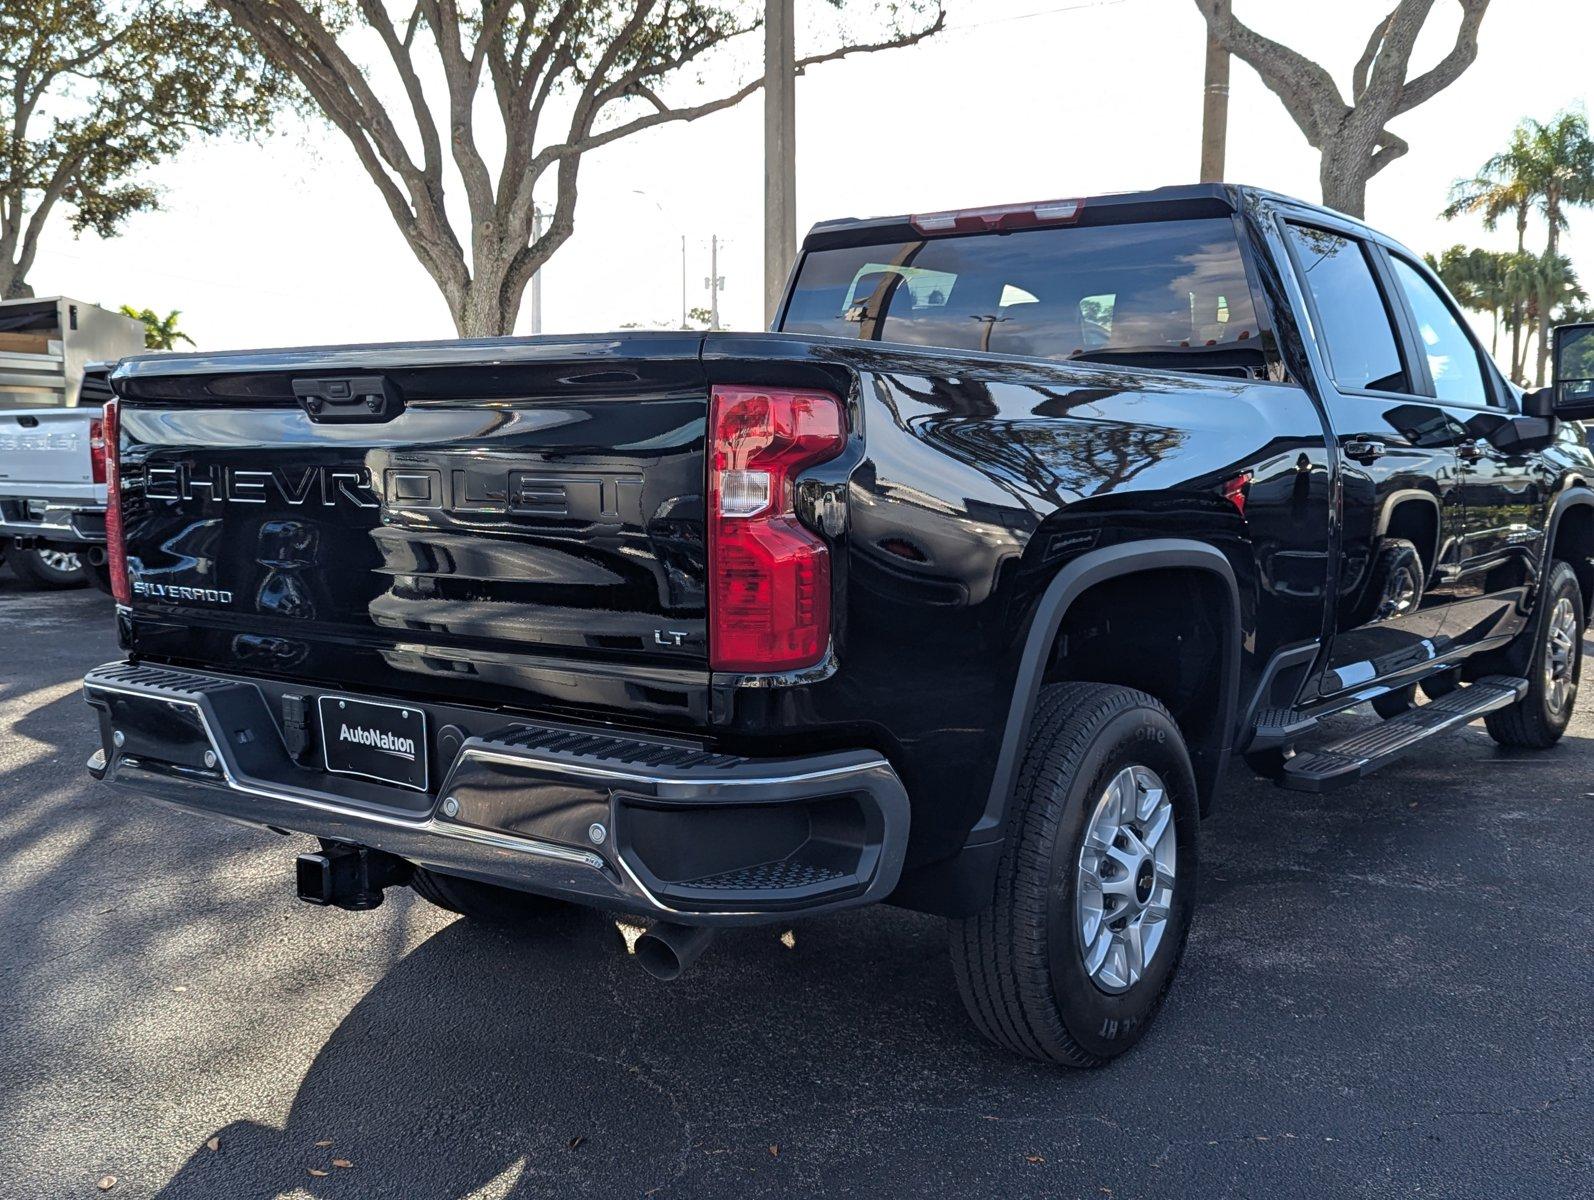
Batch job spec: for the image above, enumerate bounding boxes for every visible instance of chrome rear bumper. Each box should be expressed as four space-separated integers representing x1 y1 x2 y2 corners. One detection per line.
83 661 909 926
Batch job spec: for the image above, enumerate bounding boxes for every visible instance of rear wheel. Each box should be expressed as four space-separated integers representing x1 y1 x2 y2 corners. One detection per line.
409 867 571 925
1485 560 1584 749
949 682 1199 1067
9 543 87 589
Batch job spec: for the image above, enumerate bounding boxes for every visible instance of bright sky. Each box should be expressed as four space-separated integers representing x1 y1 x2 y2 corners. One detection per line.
25 0 1594 352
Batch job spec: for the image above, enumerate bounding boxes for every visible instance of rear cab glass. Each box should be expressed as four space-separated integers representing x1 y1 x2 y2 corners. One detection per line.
779 217 1281 380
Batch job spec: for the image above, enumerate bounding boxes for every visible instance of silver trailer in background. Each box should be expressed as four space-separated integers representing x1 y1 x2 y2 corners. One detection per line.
0 297 145 411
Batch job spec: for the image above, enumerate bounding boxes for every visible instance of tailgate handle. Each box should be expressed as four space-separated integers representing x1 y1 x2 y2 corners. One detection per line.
293 375 404 424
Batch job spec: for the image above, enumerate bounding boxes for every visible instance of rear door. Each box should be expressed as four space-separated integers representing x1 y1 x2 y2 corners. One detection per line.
1276 217 1471 700
112 334 714 730
1379 250 1550 652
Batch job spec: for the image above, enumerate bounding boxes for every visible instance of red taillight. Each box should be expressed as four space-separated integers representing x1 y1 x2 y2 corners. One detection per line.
1221 470 1252 518
88 416 107 484
102 399 130 605
910 198 1083 236
708 386 845 673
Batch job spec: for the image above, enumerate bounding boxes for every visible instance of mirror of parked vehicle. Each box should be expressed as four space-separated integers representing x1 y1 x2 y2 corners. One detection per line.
1553 322 1594 419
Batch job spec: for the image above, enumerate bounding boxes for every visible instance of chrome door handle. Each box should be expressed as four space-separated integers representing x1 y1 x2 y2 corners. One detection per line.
1458 439 1486 462
1343 439 1386 463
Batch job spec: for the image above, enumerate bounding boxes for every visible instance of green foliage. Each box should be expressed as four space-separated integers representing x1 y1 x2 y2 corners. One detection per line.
0 1 291 296
216 0 942 335
1443 108 1594 382
118 304 194 350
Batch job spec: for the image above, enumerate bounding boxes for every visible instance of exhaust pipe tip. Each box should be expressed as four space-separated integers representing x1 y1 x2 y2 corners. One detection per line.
634 922 715 981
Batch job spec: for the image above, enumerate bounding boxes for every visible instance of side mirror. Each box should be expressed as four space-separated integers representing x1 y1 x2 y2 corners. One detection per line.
1552 322 1594 419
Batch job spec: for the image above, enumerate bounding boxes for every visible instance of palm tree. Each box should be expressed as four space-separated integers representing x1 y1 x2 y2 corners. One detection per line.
119 305 196 351
1498 251 1542 385
1446 112 1594 384
1444 125 1536 255
1522 112 1594 383
1521 252 1587 379
1429 245 1518 365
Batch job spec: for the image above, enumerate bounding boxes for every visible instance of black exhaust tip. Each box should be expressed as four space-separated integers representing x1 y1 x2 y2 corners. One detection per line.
634 922 715 981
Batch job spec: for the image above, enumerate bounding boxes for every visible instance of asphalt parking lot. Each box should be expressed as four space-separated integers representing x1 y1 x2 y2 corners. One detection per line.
0 572 1589 1200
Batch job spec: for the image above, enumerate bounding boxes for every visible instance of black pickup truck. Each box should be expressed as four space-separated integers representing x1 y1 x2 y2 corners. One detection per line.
83 184 1594 1067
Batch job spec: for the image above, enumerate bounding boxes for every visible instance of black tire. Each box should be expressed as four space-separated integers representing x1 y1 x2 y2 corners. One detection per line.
949 682 1200 1067
1419 668 1460 701
1372 684 1416 719
409 867 570 925
9 543 87 589
85 560 115 595
1485 560 1584 749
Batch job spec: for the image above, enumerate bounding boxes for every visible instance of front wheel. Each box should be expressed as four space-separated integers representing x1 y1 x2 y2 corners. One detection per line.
1485 559 1584 749
950 682 1200 1067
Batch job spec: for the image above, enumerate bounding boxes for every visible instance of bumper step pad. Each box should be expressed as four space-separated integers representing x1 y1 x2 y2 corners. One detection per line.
1279 675 1527 793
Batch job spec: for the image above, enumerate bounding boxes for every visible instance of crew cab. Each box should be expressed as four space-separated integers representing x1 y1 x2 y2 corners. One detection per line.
0 366 114 590
83 185 1594 1066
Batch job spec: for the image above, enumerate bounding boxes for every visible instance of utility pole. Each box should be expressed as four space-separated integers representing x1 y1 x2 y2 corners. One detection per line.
1198 0 1229 183
681 234 688 330
706 235 724 331
529 205 546 333
763 0 796 329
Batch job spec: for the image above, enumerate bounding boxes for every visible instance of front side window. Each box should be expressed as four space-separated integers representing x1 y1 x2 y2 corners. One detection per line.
1389 257 1491 407
1284 224 1406 393
781 218 1276 377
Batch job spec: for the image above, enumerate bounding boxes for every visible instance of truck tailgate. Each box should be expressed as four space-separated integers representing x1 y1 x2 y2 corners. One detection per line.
0 409 100 498
111 333 712 728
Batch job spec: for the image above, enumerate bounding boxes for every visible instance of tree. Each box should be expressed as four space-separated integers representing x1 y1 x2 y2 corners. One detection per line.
1444 111 1594 382
1522 112 1594 383
1192 0 1491 218
1427 244 1506 355
218 2 945 339
0 1 287 299
1500 250 1542 384
119 304 195 350
1443 124 1534 253
1520 251 1585 384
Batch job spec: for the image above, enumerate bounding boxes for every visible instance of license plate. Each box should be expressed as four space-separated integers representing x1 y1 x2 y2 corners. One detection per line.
318 695 428 791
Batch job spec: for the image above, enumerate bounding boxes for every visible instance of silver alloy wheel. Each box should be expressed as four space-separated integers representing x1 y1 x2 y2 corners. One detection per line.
1544 595 1579 717
1075 764 1176 994
37 547 81 573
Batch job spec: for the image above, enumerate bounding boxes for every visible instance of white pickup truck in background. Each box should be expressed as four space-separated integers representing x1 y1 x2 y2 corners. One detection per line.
0 366 113 590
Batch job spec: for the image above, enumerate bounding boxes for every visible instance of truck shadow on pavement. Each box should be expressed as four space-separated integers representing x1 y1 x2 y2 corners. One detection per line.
145 714 1594 1199
147 903 1001 1200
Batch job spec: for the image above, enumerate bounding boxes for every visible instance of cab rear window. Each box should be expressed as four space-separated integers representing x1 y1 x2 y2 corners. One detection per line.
780 218 1278 378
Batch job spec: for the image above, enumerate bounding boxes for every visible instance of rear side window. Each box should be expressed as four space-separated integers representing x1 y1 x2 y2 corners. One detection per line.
781 218 1277 378
1284 224 1406 393
1389 256 1491 407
